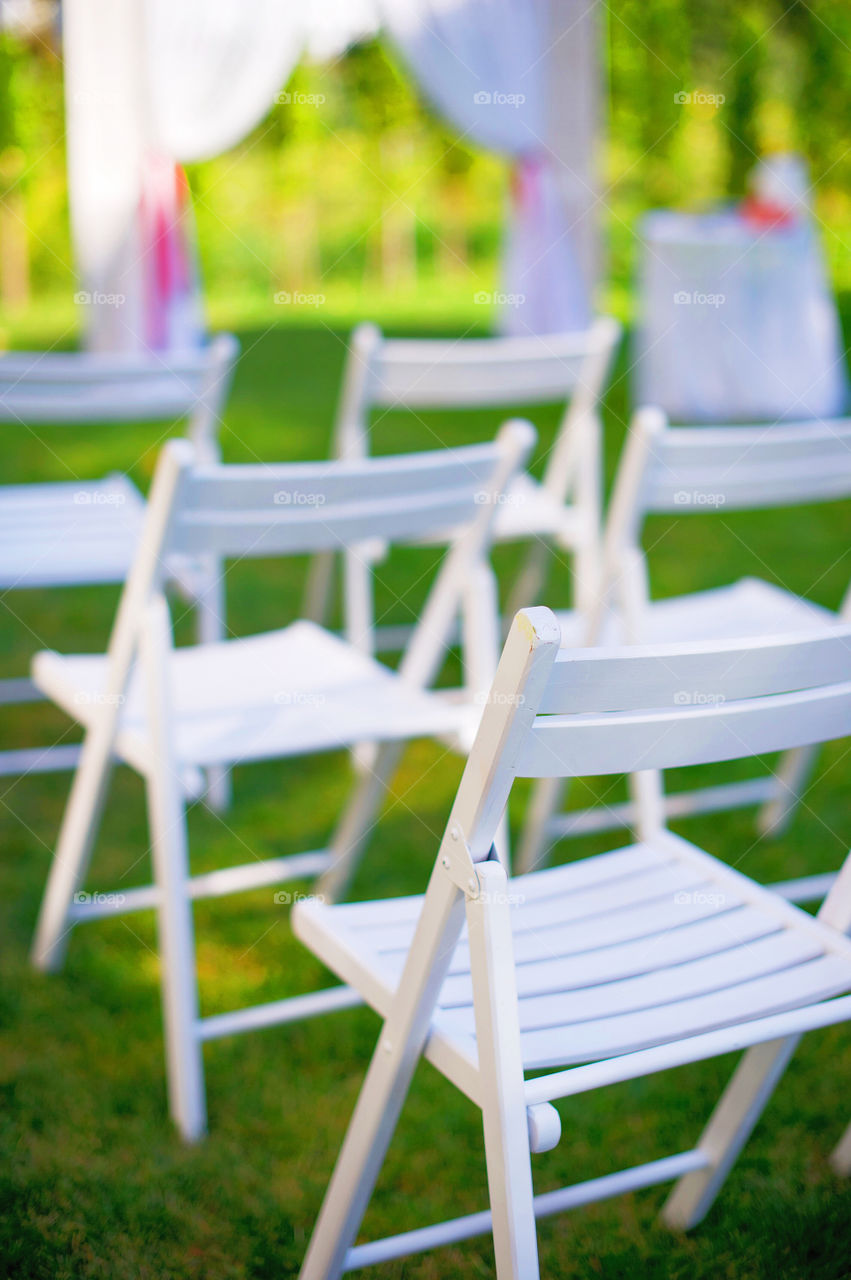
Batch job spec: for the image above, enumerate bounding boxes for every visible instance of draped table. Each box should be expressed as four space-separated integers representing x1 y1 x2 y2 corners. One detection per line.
633 208 848 422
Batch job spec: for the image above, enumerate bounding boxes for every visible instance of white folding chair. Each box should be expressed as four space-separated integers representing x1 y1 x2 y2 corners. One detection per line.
519 408 851 892
294 607 851 1280
0 336 238 788
29 420 534 1142
306 319 620 654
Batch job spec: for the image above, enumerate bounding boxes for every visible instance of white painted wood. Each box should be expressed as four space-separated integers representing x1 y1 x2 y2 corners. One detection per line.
342 1151 707 1271
0 334 237 779
310 318 619 672
31 425 530 1139
521 405 851 864
140 592 206 1143
467 860 540 1278
296 608 851 1274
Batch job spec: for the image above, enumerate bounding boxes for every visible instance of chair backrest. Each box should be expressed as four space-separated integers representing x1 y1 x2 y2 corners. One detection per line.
98 421 535 712
0 333 239 455
169 425 532 560
446 607 851 858
335 319 619 501
358 319 620 410
595 407 851 621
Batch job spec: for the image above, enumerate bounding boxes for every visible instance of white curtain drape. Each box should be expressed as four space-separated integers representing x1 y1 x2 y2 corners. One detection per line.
64 0 305 352
380 0 592 333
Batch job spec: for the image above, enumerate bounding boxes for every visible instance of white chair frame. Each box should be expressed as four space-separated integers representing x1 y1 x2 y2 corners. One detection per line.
294 607 851 1279
0 336 238 790
305 318 620 655
29 422 534 1142
519 408 851 895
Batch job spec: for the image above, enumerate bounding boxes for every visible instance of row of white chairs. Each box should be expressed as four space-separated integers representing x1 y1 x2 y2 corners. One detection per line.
6 322 851 1277
0 336 238 800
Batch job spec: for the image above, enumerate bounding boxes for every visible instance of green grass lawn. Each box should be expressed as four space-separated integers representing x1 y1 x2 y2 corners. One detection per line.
2 313 851 1279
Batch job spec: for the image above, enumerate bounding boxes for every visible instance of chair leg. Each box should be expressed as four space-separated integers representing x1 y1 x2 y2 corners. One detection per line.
516 775 564 874
468 862 540 1278
31 725 116 971
504 541 551 626
145 755 207 1143
662 1035 799 1230
195 555 232 813
757 745 818 837
831 1121 851 1175
303 549 336 625
317 741 403 903
300 866 467 1280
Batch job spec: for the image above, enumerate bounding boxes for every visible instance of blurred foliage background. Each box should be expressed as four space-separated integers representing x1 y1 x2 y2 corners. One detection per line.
0 0 850 333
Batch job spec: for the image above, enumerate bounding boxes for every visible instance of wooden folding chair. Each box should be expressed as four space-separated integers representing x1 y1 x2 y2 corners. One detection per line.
519 408 851 895
0 336 238 800
29 420 534 1141
305 319 620 654
294 607 851 1279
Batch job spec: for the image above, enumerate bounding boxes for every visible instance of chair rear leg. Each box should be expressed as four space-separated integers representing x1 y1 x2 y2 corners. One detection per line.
318 741 404 903
662 1035 799 1230
145 758 206 1142
195 555 231 813
303 549 336 625
516 775 565 874
757 745 818 837
31 727 116 971
504 542 551 627
831 1121 851 1175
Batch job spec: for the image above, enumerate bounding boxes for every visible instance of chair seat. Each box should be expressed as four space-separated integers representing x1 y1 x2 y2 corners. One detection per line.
415 471 582 549
0 474 146 589
32 619 479 775
491 471 583 544
294 838 851 1076
556 576 836 648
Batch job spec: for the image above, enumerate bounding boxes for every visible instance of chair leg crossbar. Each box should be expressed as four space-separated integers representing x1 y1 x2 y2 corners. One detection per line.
342 1151 709 1272
66 850 335 921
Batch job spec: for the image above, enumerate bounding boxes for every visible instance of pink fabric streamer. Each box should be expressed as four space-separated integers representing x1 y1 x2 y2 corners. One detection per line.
139 154 205 352
501 153 590 335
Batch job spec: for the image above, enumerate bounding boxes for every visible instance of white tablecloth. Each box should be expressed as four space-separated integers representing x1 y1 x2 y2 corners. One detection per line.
633 209 848 422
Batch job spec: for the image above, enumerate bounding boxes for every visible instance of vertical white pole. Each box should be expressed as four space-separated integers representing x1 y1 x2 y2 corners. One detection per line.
63 0 147 351
545 0 604 302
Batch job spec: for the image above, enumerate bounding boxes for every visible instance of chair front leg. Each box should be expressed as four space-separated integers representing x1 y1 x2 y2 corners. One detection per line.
468 861 540 1279
300 864 467 1280
662 1035 799 1230
141 598 206 1141
31 723 116 971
